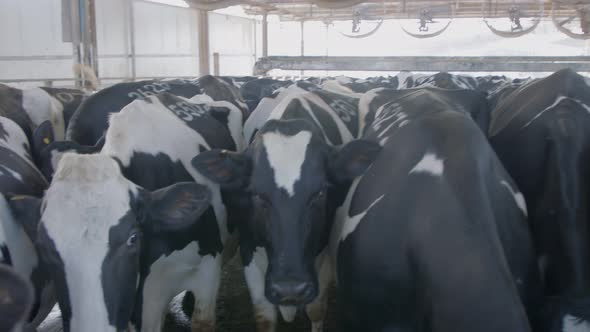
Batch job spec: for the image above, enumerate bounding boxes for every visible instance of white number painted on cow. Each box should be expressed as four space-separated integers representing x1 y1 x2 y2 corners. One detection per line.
168 101 209 122
371 102 408 138
329 99 356 123
55 92 75 104
127 82 171 99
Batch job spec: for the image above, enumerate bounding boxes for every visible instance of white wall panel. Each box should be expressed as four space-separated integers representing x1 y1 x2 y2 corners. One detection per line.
209 12 256 75
132 0 199 77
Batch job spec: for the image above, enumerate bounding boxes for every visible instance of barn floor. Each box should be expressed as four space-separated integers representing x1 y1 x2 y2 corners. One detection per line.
38 254 340 332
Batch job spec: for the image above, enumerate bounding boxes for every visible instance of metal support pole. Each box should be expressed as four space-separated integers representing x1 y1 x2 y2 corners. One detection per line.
84 0 99 85
198 9 211 76
128 0 137 81
300 20 304 77
262 12 268 58
213 52 220 76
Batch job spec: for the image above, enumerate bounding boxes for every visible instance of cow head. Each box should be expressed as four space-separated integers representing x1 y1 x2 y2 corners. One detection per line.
32 121 104 181
8 153 211 332
193 119 380 306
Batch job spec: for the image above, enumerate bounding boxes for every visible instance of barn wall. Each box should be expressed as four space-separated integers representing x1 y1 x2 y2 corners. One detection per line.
209 12 256 76
0 0 75 86
0 0 202 87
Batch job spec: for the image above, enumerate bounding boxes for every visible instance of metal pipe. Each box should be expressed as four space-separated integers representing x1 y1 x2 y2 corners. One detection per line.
254 55 590 75
213 52 220 75
198 9 211 75
129 0 137 80
262 12 268 57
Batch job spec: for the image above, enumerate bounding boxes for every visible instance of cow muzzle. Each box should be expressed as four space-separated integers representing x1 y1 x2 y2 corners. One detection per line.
266 280 316 306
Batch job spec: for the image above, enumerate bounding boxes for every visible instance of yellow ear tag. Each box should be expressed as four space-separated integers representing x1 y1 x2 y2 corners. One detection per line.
10 195 26 201
43 138 50 145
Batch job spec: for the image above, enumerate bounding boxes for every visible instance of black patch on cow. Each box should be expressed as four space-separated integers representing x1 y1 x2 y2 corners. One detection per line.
40 87 86 129
102 206 141 331
154 92 236 151
0 84 33 139
0 121 8 141
0 245 11 265
0 265 33 332
132 204 222 330
122 152 194 191
198 144 208 153
0 146 47 196
66 80 202 145
36 224 72 331
314 90 359 138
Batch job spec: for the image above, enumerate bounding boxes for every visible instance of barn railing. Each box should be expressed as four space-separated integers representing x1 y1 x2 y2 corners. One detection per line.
254 56 590 75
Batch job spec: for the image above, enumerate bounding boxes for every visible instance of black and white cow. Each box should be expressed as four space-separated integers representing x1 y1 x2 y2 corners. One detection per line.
65 75 247 146
38 87 87 132
0 83 78 142
10 91 244 332
489 68 590 332
358 87 491 137
243 81 320 145
0 264 34 332
410 72 479 90
331 87 540 332
0 116 55 330
192 88 380 332
240 78 293 113
9 154 213 332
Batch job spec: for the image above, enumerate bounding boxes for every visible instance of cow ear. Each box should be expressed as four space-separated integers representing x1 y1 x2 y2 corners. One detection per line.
0 265 34 332
145 182 212 232
6 194 42 241
32 121 55 162
191 149 251 190
329 139 381 183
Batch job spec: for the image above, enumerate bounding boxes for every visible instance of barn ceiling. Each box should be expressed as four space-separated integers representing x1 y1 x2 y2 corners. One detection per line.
185 0 587 21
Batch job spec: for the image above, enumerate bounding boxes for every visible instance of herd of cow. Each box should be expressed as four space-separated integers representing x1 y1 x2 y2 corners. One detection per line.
0 68 588 332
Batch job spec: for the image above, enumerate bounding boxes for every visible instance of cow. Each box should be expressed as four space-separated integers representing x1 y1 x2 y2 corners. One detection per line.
0 116 55 330
0 264 34 332
410 72 479 90
243 81 320 145
489 68 590 332
192 88 381 332
10 91 243 332
330 87 540 332
33 89 244 181
65 75 247 146
240 78 292 112
38 87 87 132
0 84 80 143
8 154 213 332
358 87 491 137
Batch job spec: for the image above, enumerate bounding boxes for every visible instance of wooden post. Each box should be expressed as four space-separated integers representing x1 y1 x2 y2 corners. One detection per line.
198 9 211 76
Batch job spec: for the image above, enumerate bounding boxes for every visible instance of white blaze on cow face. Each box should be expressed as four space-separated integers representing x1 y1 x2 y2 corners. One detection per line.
42 154 139 332
563 315 590 332
409 152 444 177
500 180 528 217
262 131 312 197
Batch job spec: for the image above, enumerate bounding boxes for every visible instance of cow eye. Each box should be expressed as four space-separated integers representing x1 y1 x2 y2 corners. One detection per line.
126 231 139 246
